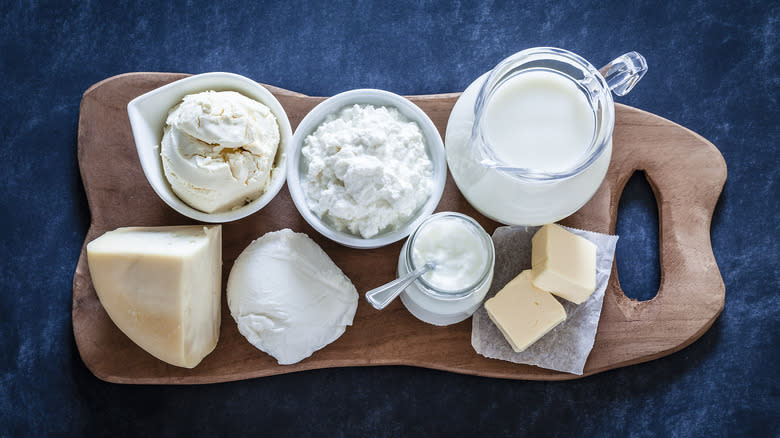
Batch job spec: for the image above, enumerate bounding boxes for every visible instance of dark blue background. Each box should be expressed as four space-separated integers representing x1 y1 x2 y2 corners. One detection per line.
1 1 778 436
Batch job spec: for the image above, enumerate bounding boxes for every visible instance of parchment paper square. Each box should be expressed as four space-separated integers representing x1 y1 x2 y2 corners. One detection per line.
471 225 618 375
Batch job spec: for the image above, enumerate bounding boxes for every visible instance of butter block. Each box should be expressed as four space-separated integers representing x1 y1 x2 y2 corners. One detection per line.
484 270 566 352
531 224 597 304
86 225 222 368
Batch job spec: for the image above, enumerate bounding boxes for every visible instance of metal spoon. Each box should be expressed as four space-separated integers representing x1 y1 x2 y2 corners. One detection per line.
365 261 436 310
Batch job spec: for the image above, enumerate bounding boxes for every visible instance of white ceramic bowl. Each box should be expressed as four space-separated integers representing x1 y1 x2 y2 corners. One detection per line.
127 72 293 223
287 89 447 249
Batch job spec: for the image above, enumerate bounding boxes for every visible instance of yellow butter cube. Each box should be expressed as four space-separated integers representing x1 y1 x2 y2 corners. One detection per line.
484 270 566 352
531 224 597 304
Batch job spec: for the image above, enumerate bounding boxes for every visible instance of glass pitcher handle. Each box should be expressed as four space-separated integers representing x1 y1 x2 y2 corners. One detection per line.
599 52 648 96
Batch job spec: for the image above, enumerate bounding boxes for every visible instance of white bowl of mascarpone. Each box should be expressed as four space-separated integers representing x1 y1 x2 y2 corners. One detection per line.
127 72 293 223
287 89 447 249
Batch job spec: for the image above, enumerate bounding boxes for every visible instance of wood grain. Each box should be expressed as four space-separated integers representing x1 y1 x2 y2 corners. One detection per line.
72 72 727 384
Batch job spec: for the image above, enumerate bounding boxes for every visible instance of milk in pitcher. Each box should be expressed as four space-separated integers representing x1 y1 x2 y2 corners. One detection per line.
446 47 649 225
482 70 595 173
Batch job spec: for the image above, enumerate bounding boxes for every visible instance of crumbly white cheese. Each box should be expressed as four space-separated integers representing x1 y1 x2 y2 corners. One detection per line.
226 229 358 365
160 90 280 213
301 104 433 238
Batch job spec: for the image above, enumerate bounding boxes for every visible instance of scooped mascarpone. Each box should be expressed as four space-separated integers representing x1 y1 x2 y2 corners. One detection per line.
160 90 280 213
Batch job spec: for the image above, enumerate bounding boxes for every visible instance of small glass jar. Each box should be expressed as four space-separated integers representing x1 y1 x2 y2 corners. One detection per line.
397 212 495 326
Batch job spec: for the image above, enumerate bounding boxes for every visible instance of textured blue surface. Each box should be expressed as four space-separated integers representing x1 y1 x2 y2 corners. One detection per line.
1 0 778 436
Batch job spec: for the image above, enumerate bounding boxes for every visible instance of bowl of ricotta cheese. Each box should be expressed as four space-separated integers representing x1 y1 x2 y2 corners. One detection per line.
288 89 446 249
127 72 293 223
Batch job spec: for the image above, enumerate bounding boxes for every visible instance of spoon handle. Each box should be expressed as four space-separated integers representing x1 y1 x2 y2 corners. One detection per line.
365 262 434 310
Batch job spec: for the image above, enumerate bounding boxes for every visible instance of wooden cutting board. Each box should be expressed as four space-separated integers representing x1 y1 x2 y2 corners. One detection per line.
72 72 727 384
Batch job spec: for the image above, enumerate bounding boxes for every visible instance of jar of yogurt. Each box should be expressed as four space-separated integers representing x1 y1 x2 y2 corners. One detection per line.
446 47 647 225
397 212 495 326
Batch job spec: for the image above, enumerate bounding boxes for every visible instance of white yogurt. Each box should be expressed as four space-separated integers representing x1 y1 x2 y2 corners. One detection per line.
411 216 488 291
398 212 494 326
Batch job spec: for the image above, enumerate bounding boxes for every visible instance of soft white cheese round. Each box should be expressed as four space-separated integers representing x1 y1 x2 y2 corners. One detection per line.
161 90 280 213
227 229 358 365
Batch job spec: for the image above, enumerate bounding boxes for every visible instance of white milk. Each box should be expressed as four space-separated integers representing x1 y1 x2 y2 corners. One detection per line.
446 72 612 226
483 71 595 172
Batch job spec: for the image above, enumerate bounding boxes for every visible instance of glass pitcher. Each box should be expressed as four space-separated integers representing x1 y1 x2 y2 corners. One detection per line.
446 47 647 225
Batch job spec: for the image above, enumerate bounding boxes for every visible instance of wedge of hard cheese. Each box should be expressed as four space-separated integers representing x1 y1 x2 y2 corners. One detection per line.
86 225 221 368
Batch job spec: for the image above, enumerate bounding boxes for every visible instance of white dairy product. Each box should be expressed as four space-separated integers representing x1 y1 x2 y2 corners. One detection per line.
446 73 612 226
161 90 280 213
411 215 489 291
301 104 432 238
483 71 595 172
226 229 358 365
86 225 222 369
484 270 566 353
398 212 495 326
531 223 597 304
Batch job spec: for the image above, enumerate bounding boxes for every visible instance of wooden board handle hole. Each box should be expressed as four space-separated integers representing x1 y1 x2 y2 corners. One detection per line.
614 170 662 303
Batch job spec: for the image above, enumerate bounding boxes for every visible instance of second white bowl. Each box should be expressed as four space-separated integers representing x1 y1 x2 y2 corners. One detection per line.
287 89 447 249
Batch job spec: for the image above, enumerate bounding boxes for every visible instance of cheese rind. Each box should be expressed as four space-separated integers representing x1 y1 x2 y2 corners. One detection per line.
86 225 222 368
484 270 566 352
530 223 597 304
